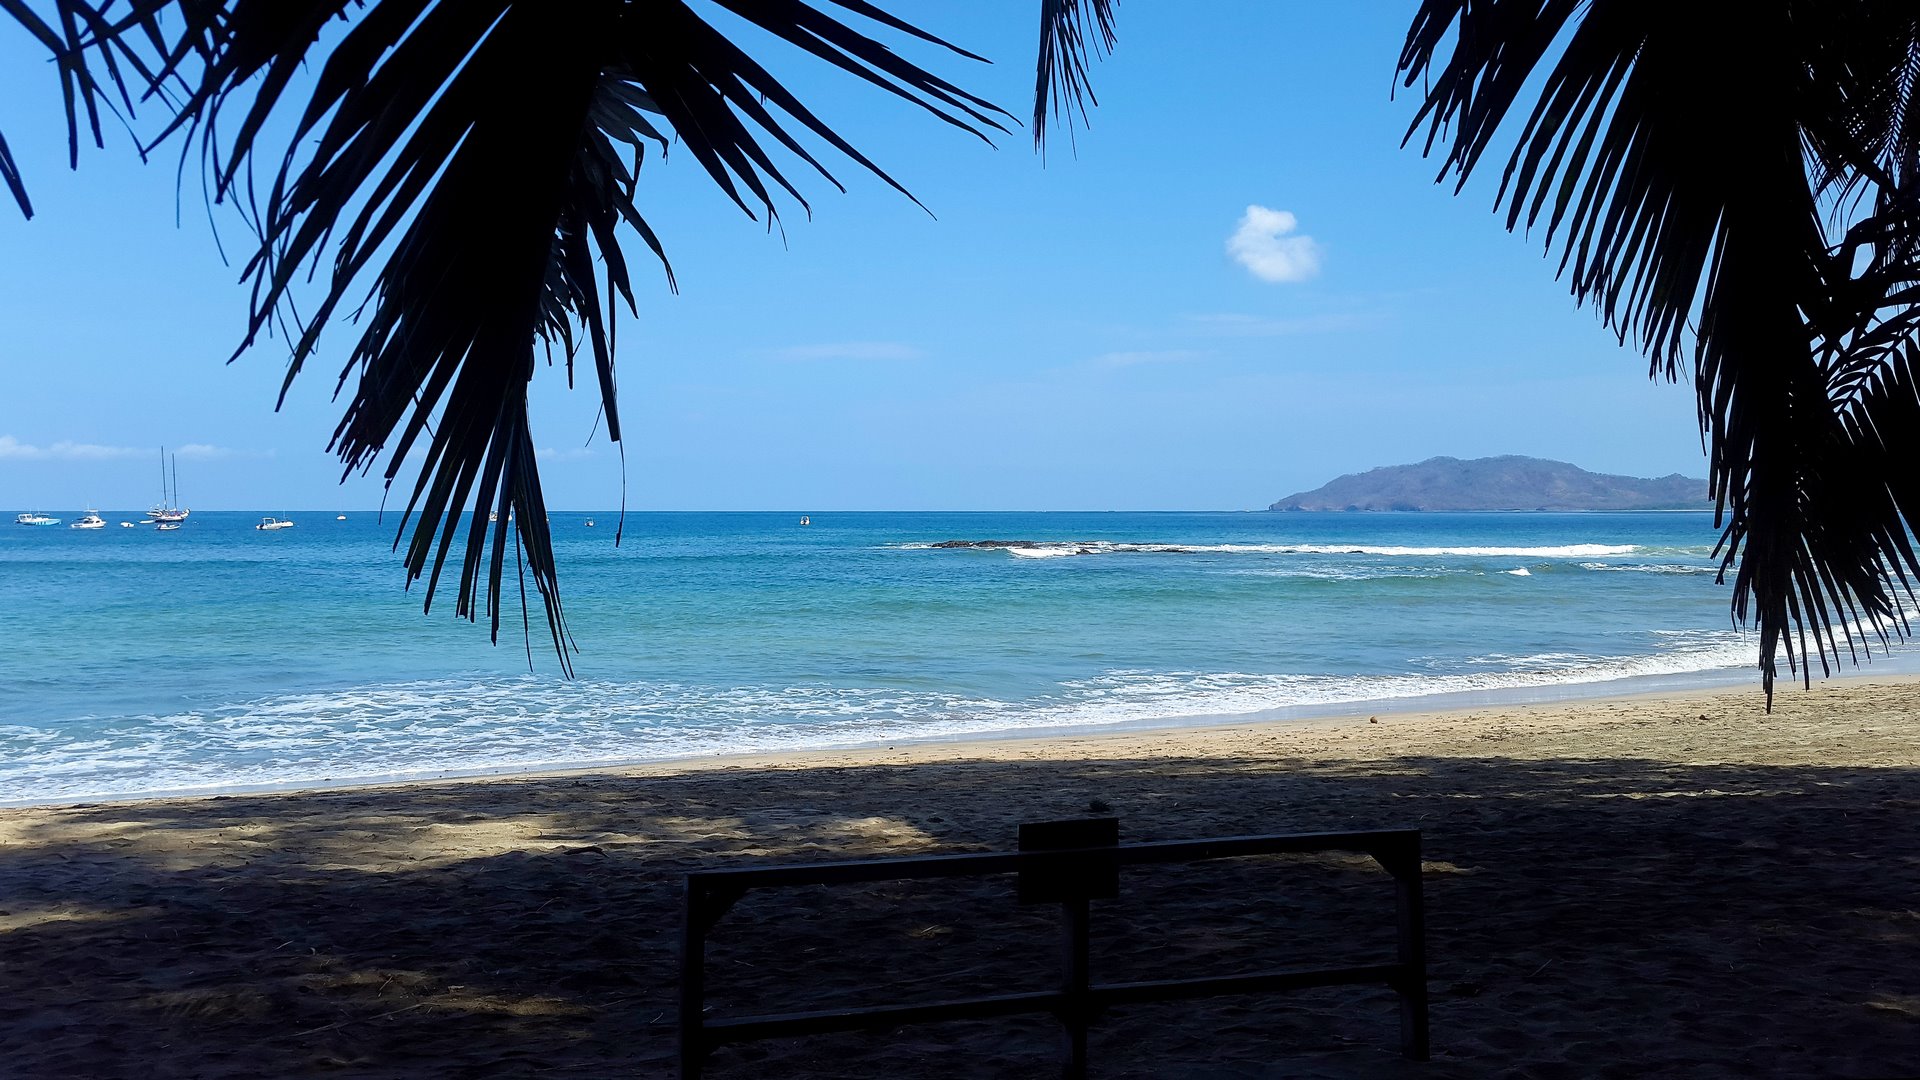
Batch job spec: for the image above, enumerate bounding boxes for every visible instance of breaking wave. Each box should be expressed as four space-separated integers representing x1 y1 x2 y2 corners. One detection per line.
904 540 1642 559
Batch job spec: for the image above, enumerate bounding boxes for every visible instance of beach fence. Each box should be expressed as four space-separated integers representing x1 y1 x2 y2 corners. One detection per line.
679 820 1429 1078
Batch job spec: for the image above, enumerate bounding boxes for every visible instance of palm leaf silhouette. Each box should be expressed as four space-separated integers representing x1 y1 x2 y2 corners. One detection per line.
1032 0 1116 150
1 0 155 217
1396 0 1920 700
37 0 1008 668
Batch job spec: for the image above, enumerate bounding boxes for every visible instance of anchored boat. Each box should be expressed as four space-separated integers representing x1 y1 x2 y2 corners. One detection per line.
147 449 189 524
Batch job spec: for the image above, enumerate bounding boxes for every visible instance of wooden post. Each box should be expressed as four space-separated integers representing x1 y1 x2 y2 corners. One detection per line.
1387 835 1430 1061
681 880 708 1080
1061 894 1092 1079
1018 817 1117 1079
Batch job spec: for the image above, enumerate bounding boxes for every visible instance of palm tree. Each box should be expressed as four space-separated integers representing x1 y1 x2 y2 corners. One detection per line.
1393 1 1920 700
9 0 1916 704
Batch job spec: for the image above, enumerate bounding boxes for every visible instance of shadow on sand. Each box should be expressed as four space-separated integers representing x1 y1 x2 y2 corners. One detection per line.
2 750 1917 1078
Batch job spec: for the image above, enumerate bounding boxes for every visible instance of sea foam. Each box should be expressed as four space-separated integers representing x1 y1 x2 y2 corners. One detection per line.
2 632 1775 805
910 540 1642 558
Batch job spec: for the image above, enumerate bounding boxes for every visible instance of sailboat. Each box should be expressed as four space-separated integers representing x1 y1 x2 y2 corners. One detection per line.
147 449 189 524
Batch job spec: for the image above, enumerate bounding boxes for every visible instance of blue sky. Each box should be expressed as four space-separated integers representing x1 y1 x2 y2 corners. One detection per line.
0 2 1706 512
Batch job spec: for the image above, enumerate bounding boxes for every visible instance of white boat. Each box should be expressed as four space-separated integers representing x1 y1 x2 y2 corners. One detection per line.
336 514 347 521
14 512 60 526
255 517 294 531
155 521 180 532
119 521 135 528
146 449 190 523
70 511 106 530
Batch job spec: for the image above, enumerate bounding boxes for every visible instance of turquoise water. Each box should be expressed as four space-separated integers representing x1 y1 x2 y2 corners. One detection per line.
0 510 1894 803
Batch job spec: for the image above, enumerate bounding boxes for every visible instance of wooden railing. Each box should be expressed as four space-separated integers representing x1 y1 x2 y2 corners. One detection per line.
680 822 1427 1078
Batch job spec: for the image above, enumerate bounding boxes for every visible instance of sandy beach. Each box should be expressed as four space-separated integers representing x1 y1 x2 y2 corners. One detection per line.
3 676 1918 1078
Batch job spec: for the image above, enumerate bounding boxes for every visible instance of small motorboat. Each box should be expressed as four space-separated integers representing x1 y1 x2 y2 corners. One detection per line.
155 521 180 531
70 511 106 530
800 515 811 526
336 514 347 521
255 517 295 531
585 518 595 527
14 512 60 526
119 521 135 528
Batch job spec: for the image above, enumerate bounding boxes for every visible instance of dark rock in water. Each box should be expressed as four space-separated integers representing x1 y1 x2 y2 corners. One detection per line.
930 539 1041 549
1269 455 1708 512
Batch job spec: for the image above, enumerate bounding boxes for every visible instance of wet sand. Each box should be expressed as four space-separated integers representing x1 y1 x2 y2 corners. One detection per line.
2 676 1917 1077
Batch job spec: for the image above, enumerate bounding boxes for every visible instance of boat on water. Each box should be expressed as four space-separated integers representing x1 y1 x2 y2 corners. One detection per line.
256 517 294 531
70 511 106 530
119 521 135 528
336 514 347 521
14 512 60 526
800 515 811 526
147 449 190 523
155 521 180 532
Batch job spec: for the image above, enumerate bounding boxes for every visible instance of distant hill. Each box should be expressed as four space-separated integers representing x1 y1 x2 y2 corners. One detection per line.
1269 455 1708 511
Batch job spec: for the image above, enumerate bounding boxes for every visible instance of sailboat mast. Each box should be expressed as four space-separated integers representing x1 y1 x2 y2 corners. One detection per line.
171 454 179 508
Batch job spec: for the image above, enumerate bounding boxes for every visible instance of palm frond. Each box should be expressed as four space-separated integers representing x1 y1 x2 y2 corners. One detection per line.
1 0 155 217
1033 0 1116 152
0 131 28 216
1399 0 1920 702
117 0 1005 666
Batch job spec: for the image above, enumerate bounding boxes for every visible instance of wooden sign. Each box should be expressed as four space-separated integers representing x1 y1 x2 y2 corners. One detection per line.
1018 817 1119 904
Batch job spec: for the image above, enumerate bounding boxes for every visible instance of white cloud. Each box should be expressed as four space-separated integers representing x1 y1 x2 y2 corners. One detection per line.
1093 349 1206 368
1184 312 1369 336
0 436 246 462
537 445 597 462
0 436 141 461
770 341 924 362
1226 205 1322 283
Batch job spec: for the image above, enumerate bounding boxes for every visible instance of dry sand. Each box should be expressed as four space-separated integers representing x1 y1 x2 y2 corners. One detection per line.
2 677 1918 1078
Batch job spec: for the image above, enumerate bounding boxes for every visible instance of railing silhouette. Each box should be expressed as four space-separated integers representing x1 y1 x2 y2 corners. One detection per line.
680 821 1427 1079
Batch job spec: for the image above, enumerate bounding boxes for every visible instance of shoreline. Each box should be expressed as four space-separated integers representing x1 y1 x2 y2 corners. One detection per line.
21 664 1920 812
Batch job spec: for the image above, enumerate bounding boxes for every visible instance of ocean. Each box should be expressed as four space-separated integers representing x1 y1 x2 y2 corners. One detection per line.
2 510 1903 805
